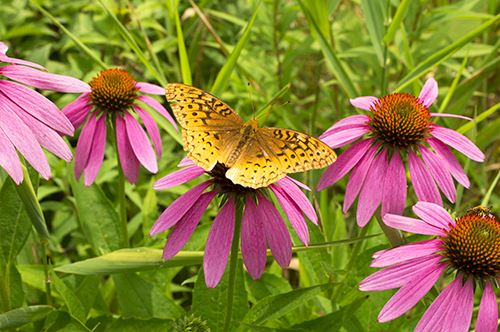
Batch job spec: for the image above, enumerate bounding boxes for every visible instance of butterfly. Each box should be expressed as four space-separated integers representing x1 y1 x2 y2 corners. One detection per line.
166 83 336 188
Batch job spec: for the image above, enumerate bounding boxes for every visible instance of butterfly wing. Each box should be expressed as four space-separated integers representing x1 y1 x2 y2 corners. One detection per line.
258 127 337 173
166 83 244 170
226 128 336 188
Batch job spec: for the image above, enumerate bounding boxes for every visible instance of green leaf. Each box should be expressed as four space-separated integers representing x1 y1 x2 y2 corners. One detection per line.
54 248 203 275
0 305 53 329
51 273 87 323
0 263 24 311
396 13 500 91
242 284 328 326
360 0 386 65
174 1 192 85
192 260 248 331
299 1 357 97
112 272 183 320
383 0 411 44
211 3 260 96
0 178 31 262
70 179 125 254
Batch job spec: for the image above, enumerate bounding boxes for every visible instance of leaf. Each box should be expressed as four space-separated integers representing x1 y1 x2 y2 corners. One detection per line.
360 0 386 65
396 13 500 91
0 178 31 262
0 305 53 329
112 272 183 320
174 1 192 85
383 0 411 44
70 179 125 254
299 1 358 97
211 3 260 96
51 273 87 323
192 260 248 331
457 102 499 134
242 284 328 326
54 248 203 275
0 263 24 311
42 310 92 332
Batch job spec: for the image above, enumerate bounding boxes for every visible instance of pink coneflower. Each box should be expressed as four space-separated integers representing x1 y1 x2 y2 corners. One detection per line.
318 78 485 227
360 202 498 332
62 68 177 185
0 41 88 184
150 159 318 287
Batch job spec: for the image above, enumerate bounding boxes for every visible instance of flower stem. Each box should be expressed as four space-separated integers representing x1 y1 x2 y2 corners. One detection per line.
222 198 243 332
14 166 52 305
375 214 405 247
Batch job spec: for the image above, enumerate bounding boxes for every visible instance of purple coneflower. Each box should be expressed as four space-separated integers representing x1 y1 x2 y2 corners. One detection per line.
63 68 177 185
150 159 318 287
0 41 88 183
318 78 485 227
360 202 498 332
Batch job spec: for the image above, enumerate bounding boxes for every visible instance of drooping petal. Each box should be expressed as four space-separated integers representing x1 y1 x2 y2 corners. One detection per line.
320 124 371 149
62 94 92 129
283 176 310 191
271 184 309 245
138 95 177 129
381 151 406 217
204 198 235 288
360 255 442 291
430 113 472 121
0 50 45 70
415 275 461 332
419 145 456 202
259 194 292 268
154 165 205 190
11 103 72 161
134 106 162 157
0 64 90 93
136 82 165 95
274 176 317 224
476 282 498 332
74 113 97 179
447 278 474 332
356 149 388 227
430 125 485 162
350 96 378 110
427 137 469 187
408 151 442 205
0 80 74 135
317 138 373 190
162 191 216 260
418 78 438 108
0 97 50 179
412 201 455 230
115 116 140 183
124 112 157 173
178 157 194 167
377 263 446 322
343 142 379 212
241 197 267 279
83 115 107 186
320 115 370 138
0 126 22 184
371 239 443 268
150 181 212 235
383 214 446 236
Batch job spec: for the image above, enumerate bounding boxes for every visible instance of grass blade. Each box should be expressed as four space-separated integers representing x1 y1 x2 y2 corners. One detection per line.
360 0 385 65
396 13 500 91
174 1 192 85
383 0 411 45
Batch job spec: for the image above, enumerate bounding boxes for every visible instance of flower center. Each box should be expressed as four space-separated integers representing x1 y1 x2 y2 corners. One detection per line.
90 69 138 113
209 163 256 195
442 208 499 279
369 93 430 148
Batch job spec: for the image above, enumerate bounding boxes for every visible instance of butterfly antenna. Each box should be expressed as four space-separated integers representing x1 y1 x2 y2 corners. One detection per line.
247 81 257 120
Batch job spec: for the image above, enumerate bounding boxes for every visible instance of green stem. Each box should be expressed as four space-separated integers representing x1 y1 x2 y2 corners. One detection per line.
222 198 243 332
14 166 52 305
117 165 129 247
375 214 405 247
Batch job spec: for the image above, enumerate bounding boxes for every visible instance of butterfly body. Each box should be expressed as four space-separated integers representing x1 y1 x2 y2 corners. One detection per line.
166 83 336 188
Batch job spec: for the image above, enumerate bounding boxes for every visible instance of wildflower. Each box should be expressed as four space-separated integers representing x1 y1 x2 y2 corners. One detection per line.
63 68 177 185
0 41 88 184
150 159 317 287
318 78 485 227
360 202 498 332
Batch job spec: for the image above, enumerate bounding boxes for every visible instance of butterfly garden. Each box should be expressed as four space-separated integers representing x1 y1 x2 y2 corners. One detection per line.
0 1 498 331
